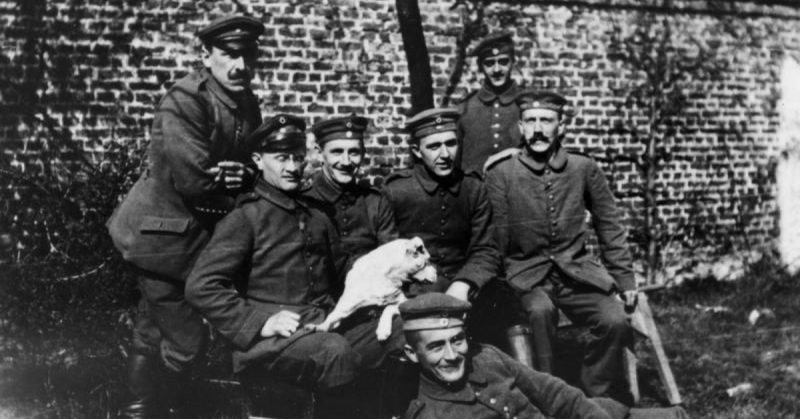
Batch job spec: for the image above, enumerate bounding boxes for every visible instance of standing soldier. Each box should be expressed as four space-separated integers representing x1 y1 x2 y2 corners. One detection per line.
305 114 398 289
457 32 523 174
186 115 405 419
106 15 264 418
485 91 638 404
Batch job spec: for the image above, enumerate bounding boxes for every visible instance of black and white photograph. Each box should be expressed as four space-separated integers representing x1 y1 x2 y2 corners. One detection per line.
1 0 799 418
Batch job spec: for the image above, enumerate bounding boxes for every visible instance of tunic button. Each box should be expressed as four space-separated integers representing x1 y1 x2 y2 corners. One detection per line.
308 266 313 271
493 133 499 138
551 231 556 237
441 205 446 210
551 220 557 226
494 103 499 107
440 219 446 224
342 231 349 236
493 144 499 149
494 113 499 117
440 231 445 237
549 207 555 212
475 391 481 396
549 255 554 260
548 194 554 200
489 398 496 404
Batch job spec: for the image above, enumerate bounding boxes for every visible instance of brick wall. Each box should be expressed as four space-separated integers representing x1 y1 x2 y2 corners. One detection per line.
3 0 800 278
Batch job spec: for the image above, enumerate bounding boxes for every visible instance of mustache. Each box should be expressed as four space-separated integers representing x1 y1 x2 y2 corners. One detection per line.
531 132 548 142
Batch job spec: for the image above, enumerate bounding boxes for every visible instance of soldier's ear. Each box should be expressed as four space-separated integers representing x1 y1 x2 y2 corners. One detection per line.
403 344 419 364
200 44 213 67
251 152 263 168
410 144 422 160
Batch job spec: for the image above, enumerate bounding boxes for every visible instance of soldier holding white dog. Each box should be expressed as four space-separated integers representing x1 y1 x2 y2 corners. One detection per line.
185 115 404 419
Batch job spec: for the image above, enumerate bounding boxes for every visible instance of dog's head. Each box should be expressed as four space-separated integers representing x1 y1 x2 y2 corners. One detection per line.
403 237 437 284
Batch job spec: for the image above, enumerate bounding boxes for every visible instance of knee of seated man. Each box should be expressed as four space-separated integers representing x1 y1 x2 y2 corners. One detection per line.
522 293 555 319
594 307 631 335
312 334 358 363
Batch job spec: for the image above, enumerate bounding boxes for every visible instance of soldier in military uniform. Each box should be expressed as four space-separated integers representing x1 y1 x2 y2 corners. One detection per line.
383 108 533 362
305 114 398 291
399 293 626 419
185 115 405 419
457 32 523 174
106 15 264 418
485 91 638 404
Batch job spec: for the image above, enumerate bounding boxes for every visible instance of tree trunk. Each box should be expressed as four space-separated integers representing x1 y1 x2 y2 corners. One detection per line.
645 96 659 286
396 0 434 115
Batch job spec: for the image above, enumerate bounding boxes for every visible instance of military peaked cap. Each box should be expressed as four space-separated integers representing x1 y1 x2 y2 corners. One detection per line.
399 293 472 332
247 114 307 153
516 90 569 113
404 108 460 142
471 32 515 59
312 114 370 146
198 15 264 51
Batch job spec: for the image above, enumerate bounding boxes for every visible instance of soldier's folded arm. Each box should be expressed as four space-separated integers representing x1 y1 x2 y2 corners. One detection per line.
453 181 501 290
584 161 636 291
158 87 224 198
185 208 272 349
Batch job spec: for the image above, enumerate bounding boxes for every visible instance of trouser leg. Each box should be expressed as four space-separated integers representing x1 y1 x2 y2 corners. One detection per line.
123 272 207 418
555 278 634 404
339 313 406 418
520 284 557 373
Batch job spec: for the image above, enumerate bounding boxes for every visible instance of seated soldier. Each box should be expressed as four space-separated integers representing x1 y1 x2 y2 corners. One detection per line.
399 293 690 419
383 108 534 365
185 115 404 419
485 91 638 404
305 114 398 291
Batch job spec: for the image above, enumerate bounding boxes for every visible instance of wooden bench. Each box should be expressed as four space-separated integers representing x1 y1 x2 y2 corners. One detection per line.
558 291 682 405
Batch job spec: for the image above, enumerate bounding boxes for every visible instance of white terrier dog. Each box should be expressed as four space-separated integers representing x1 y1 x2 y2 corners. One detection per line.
305 237 437 340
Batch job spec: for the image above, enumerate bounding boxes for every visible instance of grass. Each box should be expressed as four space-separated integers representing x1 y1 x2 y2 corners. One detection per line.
1 259 799 418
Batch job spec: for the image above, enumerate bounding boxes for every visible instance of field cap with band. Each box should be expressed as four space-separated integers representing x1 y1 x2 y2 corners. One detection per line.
312 114 370 146
198 15 264 52
399 293 472 332
247 114 307 153
404 108 460 142
471 32 515 60
516 90 569 114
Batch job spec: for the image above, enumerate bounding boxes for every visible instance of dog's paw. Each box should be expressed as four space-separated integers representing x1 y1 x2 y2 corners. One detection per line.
375 324 392 341
304 323 326 333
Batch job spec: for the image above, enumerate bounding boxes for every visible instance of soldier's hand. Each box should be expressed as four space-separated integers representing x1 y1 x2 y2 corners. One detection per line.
620 290 639 313
445 281 471 302
213 161 245 190
261 310 301 338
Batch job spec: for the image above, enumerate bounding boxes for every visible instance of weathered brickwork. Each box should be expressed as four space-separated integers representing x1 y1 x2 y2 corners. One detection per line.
2 0 800 273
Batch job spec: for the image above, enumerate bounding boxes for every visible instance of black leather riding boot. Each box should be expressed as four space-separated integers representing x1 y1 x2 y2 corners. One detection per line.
119 352 164 419
506 324 538 370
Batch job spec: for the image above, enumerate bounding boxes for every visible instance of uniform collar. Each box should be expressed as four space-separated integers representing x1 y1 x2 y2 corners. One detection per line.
312 171 345 203
477 80 519 106
413 164 462 195
518 145 568 173
417 357 488 402
254 178 303 211
202 68 240 110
